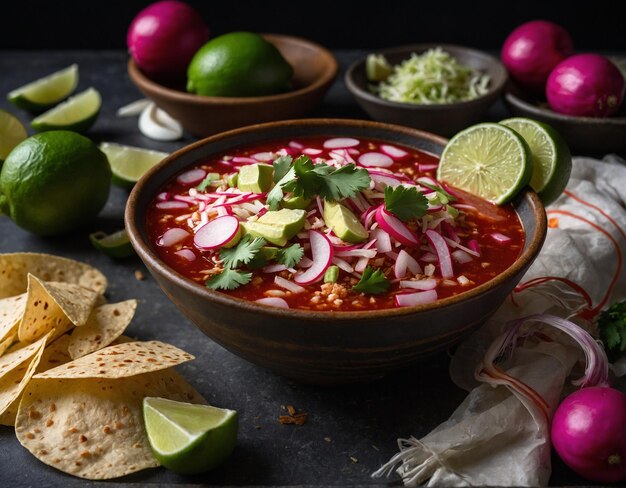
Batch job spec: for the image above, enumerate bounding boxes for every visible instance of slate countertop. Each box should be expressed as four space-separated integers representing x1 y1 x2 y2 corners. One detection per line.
0 50 591 487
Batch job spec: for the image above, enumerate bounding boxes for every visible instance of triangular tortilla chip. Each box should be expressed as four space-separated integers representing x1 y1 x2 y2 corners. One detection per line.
15 368 205 480
0 294 26 343
0 331 16 356
0 253 107 298
36 340 194 380
68 300 138 360
18 275 98 343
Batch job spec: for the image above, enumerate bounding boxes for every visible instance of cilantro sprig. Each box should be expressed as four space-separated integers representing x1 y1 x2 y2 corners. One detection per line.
421 181 456 204
352 266 390 294
384 185 428 222
599 301 626 362
207 235 266 290
219 235 266 269
196 173 220 192
276 243 304 268
205 268 252 290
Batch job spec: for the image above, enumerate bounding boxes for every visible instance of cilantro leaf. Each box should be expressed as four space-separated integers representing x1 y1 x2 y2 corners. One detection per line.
275 243 304 268
384 185 428 221
273 155 293 183
196 173 220 192
352 266 390 294
598 301 626 362
317 164 372 202
205 268 252 290
267 166 296 210
420 181 457 204
219 235 266 269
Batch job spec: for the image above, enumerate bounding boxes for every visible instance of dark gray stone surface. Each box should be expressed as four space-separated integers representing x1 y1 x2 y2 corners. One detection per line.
0 50 588 486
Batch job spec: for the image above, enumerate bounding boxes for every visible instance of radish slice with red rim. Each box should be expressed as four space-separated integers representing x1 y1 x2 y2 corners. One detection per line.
256 297 289 308
380 144 409 159
425 229 454 279
174 248 197 261
176 168 206 185
395 289 438 307
375 207 419 247
194 215 240 250
156 200 189 210
158 228 190 247
323 137 360 149
358 152 394 168
294 230 334 285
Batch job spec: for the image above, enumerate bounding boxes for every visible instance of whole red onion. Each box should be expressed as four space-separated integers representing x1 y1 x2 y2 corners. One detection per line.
127 1 209 80
501 20 574 93
546 54 625 117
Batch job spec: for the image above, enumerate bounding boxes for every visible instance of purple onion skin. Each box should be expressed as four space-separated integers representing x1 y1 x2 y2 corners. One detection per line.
551 386 626 483
546 54 625 117
502 20 574 93
127 0 209 81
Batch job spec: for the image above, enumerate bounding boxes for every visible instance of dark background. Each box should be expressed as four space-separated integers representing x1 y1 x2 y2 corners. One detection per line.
2 0 626 51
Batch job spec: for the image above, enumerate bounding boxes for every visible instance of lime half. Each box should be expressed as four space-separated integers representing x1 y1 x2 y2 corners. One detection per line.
90 230 135 258
500 117 572 206
143 397 238 474
0 110 27 162
437 123 532 205
31 87 101 133
99 142 168 189
7 64 78 112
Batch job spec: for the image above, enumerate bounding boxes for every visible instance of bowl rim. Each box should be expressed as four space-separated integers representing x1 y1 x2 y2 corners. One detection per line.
125 118 546 322
128 33 339 105
504 90 626 125
345 43 508 111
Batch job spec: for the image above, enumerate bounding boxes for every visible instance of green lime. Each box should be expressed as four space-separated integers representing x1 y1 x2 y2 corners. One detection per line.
90 229 135 258
0 110 27 162
31 88 101 133
7 64 78 112
366 54 393 82
499 117 572 206
143 397 238 475
99 142 168 189
0 131 111 235
437 123 533 205
187 32 293 97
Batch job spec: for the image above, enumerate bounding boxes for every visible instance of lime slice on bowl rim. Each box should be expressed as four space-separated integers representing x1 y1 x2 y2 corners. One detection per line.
500 117 572 206
7 64 78 113
143 397 238 475
0 109 27 162
31 87 101 133
437 122 533 205
99 142 168 189
89 229 135 258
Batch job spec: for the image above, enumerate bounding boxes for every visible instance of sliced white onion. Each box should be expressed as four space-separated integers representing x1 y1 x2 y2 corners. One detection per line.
174 248 196 261
323 137 360 149
256 297 290 308
380 144 409 159
251 152 274 162
194 216 240 250
490 232 512 244
451 249 473 264
358 152 394 168
294 230 333 285
371 227 393 253
400 279 438 290
232 156 258 164
303 148 323 156
263 263 287 273
139 102 183 141
331 256 354 273
395 289 438 307
274 276 306 294
117 98 150 117
355 256 370 273
158 228 190 247
394 249 422 279
289 140 304 150
334 249 377 259
156 201 189 210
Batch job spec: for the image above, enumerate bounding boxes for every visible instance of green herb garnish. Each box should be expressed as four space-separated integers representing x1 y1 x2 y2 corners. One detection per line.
196 173 220 192
275 243 304 268
205 268 252 290
352 266 390 294
421 181 457 204
384 185 428 221
599 301 626 362
219 235 266 269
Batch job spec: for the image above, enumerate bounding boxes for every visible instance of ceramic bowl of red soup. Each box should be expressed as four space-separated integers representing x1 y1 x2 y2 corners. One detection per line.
125 119 547 384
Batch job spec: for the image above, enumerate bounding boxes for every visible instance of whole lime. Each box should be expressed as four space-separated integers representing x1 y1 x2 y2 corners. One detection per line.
0 131 111 235
187 32 293 97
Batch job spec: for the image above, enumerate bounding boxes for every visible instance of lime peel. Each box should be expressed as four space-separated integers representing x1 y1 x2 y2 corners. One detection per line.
31 87 101 133
7 64 79 112
99 142 168 189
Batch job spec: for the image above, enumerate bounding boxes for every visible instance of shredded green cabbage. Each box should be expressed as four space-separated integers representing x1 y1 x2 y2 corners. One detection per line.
367 48 491 104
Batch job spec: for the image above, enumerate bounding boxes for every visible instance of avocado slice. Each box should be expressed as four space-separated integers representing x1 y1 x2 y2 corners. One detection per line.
281 194 312 210
237 163 273 193
242 209 306 247
243 221 288 247
324 201 368 243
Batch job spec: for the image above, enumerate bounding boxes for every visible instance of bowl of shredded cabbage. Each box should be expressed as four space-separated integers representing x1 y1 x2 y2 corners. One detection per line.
345 44 507 135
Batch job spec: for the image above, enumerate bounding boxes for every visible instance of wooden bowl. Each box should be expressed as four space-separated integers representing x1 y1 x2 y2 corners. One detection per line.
345 44 508 136
125 119 546 385
128 34 338 138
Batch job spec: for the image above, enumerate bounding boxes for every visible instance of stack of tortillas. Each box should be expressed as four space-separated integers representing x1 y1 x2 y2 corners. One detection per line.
0 253 204 479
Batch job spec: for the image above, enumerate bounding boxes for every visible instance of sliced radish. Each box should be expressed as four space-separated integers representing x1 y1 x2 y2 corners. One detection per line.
420 252 438 263
347 148 360 155
418 163 439 173
323 137 360 149
355 257 370 273
329 149 355 164
173 195 197 204
294 230 333 285
370 172 403 190
400 279 438 290
176 168 206 185
395 289 438 307
468 239 481 256
256 297 290 308
303 147 323 156
194 216 240 250
375 207 419 247
490 232 512 244
156 201 189 210
441 221 460 243
300 256 314 268
358 152 394 168
156 192 171 201
158 228 190 247
335 248 377 259
251 152 274 162
274 276 306 294
371 227 393 252
331 256 354 273
394 249 421 279
451 249 473 264
232 156 258 164
380 144 409 159
289 140 304 150
174 248 197 261
263 263 287 273
425 230 454 279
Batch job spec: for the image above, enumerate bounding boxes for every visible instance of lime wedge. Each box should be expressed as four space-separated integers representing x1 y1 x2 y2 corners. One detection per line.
99 142 168 189
437 122 532 205
143 397 238 474
31 87 101 133
500 117 572 206
7 64 78 112
0 110 27 162
89 229 135 258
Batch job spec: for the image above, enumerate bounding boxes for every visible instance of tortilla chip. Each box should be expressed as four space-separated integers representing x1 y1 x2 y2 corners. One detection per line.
18 275 98 343
35 341 194 380
15 368 205 480
0 294 26 342
0 331 16 356
68 300 138 360
0 253 107 298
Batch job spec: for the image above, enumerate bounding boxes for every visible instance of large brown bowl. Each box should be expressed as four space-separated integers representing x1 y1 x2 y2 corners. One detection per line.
125 119 546 385
128 34 338 138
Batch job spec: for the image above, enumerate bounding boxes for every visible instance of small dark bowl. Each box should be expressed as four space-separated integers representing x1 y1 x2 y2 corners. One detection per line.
128 34 338 138
125 119 546 385
505 89 626 155
345 44 508 136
